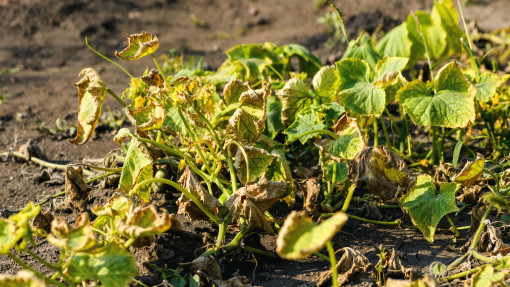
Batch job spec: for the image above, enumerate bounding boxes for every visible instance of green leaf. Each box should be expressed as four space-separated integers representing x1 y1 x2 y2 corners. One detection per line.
374 57 409 85
431 0 462 57
126 100 166 131
115 31 159 61
69 68 107 145
0 219 17 254
470 265 506 287
0 270 46 287
66 244 138 287
343 34 382 70
407 11 446 60
225 44 278 84
116 205 172 239
7 202 40 250
228 83 270 143
264 96 285 139
376 23 412 58
119 138 153 202
276 44 322 77
234 146 275 185
284 108 325 145
322 160 349 183
312 66 340 104
400 174 459 242
277 78 314 125
223 79 250 107
397 62 475 128
163 105 189 136
276 211 348 259
336 58 386 116
315 114 365 161
474 72 500 102
452 153 484 187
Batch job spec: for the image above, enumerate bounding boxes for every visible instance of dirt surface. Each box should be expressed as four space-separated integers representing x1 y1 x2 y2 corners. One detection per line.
1 0 510 286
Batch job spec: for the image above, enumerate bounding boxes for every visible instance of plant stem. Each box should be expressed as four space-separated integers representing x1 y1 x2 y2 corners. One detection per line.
445 214 460 237
1 151 94 176
244 246 278 258
326 241 339 287
381 117 391 148
429 126 439 165
124 238 136 248
132 178 220 225
471 250 496 263
314 251 331 261
286 129 338 145
322 162 337 205
151 54 169 86
85 37 133 79
7 252 66 287
373 119 378 147
201 222 249 257
340 185 356 213
469 204 493 251
24 248 61 273
347 215 400 226
442 266 480 282
107 89 127 108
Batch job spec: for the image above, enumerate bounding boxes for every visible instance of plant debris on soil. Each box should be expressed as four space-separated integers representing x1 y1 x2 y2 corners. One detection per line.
2 0 510 286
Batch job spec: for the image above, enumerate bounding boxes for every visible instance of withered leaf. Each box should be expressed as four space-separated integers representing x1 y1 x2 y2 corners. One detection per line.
298 178 321 217
47 213 96 252
319 247 372 286
65 166 90 212
349 145 411 200
356 201 383 221
18 140 46 160
0 270 47 287
213 275 252 287
223 79 250 107
69 68 107 145
386 275 439 287
116 205 173 240
179 256 223 280
225 179 287 233
452 153 484 187
177 167 221 220
140 69 165 87
31 210 54 233
233 146 275 185
115 31 159 61
126 99 166 131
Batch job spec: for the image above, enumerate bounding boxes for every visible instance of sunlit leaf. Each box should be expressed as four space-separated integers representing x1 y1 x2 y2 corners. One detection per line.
119 138 153 202
336 58 386 116
7 202 40 251
315 114 365 161
116 205 172 239
277 78 313 125
0 270 46 287
431 0 462 57
225 179 287 233
374 57 409 88
126 99 166 131
400 174 459 242
349 145 411 200
312 66 339 104
0 219 17 254
92 194 131 228
66 244 138 287
276 211 348 259
452 153 484 187
228 83 270 143
69 68 107 145
225 44 278 84
47 213 96 252
407 11 446 60
115 31 159 61
474 72 500 102
284 107 325 144
376 23 412 58
275 44 322 77
397 62 475 128
264 96 284 139
223 79 250 107
343 34 381 70
233 146 275 185
470 264 506 287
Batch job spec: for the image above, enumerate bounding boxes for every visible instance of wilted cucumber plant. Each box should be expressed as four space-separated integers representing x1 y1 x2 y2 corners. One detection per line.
2 0 510 286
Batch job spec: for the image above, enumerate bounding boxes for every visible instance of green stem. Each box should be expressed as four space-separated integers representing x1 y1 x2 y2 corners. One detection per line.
322 162 337 205
341 185 356 213
211 103 241 127
132 178 220 225
314 251 331 261
441 266 480 282
24 248 61 273
7 252 66 287
348 215 400 226
326 241 339 287
381 117 391 148
429 127 439 165
286 129 338 145
469 204 493 251
483 169 500 194
2 151 94 176
85 37 133 79
457 0 473 51
151 54 169 86
244 246 278 258
472 250 496 263
132 278 150 287
446 214 460 237
107 89 127 108
216 215 231 247
124 238 136 248
201 222 249 257
373 119 378 147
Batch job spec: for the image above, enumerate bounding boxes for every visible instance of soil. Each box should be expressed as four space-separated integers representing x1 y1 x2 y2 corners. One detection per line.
1 0 509 286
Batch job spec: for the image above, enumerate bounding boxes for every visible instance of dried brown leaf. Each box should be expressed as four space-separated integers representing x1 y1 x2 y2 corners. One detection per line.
298 178 320 217
319 247 372 286
31 210 54 233
213 275 252 287
225 179 287 233
65 166 90 212
386 274 439 287
177 167 221 220
179 256 223 280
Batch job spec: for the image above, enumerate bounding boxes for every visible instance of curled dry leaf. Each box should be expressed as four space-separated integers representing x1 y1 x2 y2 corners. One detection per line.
65 166 90 212
18 140 46 160
0 270 46 287
126 99 166 132
69 68 107 145
297 178 321 217
377 248 421 280
140 69 165 88
356 201 383 221
47 213 96 252
115 31 159 61
462 221 510 256
349 145 412 200
452 153 484 187
172 76 202 105
223 79 250 107
318 247 372 286
116 205 173 239
179 256 223 280
177 167 221 220
31 210 54 233
225 179 287 233
277 211 348 260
